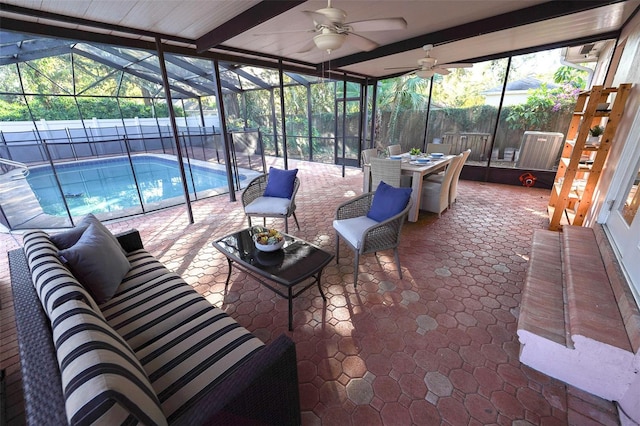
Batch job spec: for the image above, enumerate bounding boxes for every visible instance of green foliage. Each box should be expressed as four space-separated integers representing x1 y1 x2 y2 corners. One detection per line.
506 82 579 130
0 98 29 120
554 65 587 89
589 125 604 136
0 96 180 121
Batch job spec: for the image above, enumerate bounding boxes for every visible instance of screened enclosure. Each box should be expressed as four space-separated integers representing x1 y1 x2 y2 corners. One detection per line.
0 28 598 230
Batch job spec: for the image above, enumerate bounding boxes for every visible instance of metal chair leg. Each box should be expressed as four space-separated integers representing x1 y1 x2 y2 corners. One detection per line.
336 235 340 264
292 212 300 230
394 248 402 279
353 252 360 287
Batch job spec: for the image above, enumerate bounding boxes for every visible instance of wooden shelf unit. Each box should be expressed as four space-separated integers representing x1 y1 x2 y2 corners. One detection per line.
548 83 632 231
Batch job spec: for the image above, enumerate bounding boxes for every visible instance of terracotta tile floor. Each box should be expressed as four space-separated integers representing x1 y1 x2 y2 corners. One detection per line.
1 158 620 425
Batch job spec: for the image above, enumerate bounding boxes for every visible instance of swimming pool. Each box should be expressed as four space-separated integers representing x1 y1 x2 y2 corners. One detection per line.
26 155 246 217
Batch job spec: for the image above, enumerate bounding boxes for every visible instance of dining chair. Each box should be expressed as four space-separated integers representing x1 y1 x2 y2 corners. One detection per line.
447 148 471 207
333 181 412 286
388 144 402 156
361 148 378 165
242 167 300 233
426 143 452 155
370 157 401 190
419 153 464 216
425 149 470 208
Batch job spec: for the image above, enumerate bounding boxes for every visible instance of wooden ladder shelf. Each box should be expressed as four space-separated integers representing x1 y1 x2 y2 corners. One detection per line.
548 83 632 231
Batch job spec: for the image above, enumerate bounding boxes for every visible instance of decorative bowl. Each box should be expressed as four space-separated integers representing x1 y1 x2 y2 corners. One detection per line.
430 152 444 158
390 155 403 160
254 229 285 252
416 158 430 164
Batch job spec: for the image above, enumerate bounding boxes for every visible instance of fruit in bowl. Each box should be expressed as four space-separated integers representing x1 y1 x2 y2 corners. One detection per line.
254 228 285 252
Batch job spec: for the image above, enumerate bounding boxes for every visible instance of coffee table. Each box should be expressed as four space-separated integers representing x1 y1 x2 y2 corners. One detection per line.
212 227 334 330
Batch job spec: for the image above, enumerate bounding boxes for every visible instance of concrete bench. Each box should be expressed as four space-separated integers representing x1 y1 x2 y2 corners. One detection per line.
517 225 640 424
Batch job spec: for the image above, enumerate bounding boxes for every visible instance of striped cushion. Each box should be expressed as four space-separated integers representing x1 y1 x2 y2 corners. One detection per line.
50 298 167 426
23 231 103 317
101 251 265 421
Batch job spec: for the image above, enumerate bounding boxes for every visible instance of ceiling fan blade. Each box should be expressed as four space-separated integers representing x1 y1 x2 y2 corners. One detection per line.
434 68 450 75
302 10 338 27
253 29 314 36
347 17 407 32
297 38 318 53
439 63 473 69
384 65 419 71
344 32 378 51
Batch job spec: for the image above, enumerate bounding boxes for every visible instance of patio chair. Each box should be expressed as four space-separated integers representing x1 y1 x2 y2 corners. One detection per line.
242 167 300 233
420 152 464 216
370 157 412 191
370 157 401 190
333 181 412 286
426 149 471 208
388 144 403 156
361 148 378 165
426 143 452 155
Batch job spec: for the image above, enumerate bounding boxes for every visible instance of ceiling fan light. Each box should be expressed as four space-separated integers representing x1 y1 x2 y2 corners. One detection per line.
313 32 347 53
416 69 435 79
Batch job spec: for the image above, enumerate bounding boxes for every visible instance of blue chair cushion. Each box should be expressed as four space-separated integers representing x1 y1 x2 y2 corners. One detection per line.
366 181 412 222
263 167 298 199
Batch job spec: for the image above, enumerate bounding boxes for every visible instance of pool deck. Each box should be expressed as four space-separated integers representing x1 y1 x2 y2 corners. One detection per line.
0 154 261 230
0 157 620 425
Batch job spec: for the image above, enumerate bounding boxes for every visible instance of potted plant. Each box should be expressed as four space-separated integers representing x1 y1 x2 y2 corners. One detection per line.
410 147 421 159
588 125 604 144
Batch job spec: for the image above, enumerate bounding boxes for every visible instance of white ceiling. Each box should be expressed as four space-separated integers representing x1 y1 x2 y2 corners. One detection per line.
1 0 639 79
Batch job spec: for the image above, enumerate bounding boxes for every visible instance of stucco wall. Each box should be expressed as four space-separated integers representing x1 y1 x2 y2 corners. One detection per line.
587 12 640 226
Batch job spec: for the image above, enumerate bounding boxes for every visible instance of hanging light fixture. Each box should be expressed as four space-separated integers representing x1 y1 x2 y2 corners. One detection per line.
416 69 435 79
313 31 346 53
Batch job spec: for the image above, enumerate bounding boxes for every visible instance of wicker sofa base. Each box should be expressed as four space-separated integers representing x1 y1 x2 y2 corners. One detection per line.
8 230 301 425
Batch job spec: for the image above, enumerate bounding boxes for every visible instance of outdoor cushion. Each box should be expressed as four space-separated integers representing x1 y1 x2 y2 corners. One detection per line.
367 181 412 222
49 298 167 425
58 222 131 304
100 251 266 421
263 167 298 199
51 213 126 255
333 216 379 250
22 230 104 317
244 196 292 215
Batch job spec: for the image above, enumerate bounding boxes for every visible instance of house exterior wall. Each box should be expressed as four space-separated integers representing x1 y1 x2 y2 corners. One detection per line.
589 12 640 226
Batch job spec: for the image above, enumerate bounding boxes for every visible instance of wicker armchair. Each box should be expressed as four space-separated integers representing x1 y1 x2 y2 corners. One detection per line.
242 173 300 233
333 192 411 286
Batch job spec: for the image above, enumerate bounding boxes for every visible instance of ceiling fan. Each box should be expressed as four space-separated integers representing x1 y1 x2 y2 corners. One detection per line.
294 0 407 53
387 44 473 78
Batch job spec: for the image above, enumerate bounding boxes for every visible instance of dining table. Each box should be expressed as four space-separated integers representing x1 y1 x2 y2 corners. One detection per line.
363 153 454 222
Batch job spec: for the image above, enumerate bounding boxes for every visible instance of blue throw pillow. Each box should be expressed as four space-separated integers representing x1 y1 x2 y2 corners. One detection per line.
367 181 412 222
264 167 298 199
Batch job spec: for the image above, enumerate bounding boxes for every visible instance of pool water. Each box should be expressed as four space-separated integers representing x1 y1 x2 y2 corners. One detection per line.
26 155 240 216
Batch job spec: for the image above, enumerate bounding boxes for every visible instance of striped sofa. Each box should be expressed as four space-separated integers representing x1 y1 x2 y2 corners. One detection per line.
9 228 300 425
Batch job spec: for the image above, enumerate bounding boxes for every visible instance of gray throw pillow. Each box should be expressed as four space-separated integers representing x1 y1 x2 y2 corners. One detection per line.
51 213 125 254
58 222 131 304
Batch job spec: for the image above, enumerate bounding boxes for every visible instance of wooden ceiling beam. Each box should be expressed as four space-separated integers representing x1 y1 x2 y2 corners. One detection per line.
196 0 306 53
